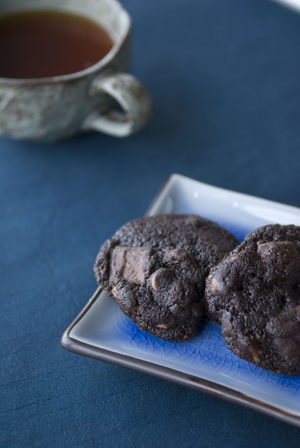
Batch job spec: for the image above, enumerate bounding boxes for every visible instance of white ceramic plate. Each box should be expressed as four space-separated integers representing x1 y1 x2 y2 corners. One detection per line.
61 174 300 427
272 0 300 13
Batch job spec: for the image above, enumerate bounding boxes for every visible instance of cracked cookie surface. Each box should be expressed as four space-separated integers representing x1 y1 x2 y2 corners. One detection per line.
94 214 239 341
205 224 300 375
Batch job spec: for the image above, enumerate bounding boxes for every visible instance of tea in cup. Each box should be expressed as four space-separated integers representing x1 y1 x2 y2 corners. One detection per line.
0 0 153 141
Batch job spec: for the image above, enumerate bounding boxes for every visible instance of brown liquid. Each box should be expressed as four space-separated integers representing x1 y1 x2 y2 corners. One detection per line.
0 10 114 78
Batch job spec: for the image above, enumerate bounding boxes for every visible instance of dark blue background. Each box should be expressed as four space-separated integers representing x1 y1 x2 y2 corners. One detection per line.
2 0 300 446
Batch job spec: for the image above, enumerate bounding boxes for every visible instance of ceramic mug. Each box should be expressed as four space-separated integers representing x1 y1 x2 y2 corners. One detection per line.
0 0 153 142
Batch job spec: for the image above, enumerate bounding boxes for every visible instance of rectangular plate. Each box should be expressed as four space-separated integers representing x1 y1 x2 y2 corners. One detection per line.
61 174 300 427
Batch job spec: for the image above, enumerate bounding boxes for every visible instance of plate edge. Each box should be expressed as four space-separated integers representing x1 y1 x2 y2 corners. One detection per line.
61 316 300 428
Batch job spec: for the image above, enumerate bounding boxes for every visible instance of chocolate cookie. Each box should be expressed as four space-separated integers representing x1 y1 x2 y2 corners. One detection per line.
205 224 300 375
94 214 239 341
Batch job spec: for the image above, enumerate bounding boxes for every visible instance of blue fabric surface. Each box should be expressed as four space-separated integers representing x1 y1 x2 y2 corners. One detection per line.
2 0 300 446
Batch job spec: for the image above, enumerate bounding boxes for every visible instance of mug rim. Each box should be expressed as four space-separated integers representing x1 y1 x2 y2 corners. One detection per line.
0 0 131 85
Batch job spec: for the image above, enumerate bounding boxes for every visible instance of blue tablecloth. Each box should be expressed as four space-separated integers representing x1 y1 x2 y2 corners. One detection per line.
2 0 300 446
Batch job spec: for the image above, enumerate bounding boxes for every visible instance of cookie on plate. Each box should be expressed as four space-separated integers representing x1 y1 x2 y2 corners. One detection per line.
205 224 300 375
94 214 239 341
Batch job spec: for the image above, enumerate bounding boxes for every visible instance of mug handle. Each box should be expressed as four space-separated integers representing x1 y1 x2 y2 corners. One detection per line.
82 73 153 137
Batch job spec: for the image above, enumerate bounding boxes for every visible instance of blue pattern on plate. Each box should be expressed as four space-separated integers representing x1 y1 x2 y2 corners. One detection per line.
117 311 300 397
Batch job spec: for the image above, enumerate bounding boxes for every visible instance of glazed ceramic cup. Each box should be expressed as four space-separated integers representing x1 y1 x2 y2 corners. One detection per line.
0 0 153 141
